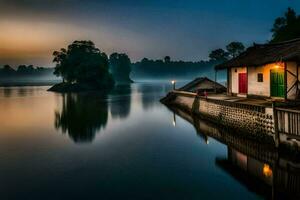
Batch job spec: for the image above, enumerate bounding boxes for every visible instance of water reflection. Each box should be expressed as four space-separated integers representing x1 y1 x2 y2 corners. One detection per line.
170 106 300 200
2 84 298 199
216 146 300 200
0 86 47 98
3 87 12 97
137 84 168 110
55 93 108 143
109 85 131 119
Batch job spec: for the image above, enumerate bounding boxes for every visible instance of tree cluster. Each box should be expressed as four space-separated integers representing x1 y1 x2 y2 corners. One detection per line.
132 57 219 79
53 40 114 90
132 41 245 79
109 53 133 83
209 41 245 63
0 64 53 77
271 7 300 43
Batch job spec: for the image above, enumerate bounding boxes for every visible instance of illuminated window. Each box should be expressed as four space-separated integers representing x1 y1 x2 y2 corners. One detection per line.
257 73 263 82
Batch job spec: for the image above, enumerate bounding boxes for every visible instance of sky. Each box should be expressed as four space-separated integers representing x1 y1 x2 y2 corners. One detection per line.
0 0 299 67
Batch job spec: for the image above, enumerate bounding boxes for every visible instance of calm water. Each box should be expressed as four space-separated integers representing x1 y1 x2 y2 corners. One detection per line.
0 83 298 199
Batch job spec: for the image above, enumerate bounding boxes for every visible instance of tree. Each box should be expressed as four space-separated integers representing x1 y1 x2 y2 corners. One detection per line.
53 48 67 82
164 56 171 63
52 40 114 89
209 48 229 62
226 42 245 58
2 65 15 74
17 65 34 74
109 53 132 83
17 65 27 73
271 7 300 43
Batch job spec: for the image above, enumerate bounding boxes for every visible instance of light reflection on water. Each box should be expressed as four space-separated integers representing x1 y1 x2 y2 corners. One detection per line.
0 83 298 199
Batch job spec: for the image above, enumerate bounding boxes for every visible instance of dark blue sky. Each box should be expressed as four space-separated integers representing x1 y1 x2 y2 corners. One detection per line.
0 0 299 67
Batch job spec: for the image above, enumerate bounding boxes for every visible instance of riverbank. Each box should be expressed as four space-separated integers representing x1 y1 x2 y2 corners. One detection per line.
0 80 60 87
48 82 115 93
162 90 300 151
169 105 300 199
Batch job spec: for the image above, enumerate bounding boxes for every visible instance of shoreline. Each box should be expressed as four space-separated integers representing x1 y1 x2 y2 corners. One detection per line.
161 90 300 151
0 80 60 87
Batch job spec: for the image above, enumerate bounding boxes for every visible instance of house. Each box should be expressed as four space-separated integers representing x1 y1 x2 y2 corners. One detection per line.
179 77 226 93
215 38 300 100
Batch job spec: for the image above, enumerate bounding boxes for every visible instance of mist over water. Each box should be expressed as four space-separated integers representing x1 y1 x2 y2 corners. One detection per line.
0 83 271 199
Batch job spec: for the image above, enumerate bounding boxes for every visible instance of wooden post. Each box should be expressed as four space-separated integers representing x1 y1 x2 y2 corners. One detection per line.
297 63 299 90
246 66 249 98
273 101 280 147
227 68 229 94
214 70 217 93
297 63 299 97
192 94 200 114
284 62 287 100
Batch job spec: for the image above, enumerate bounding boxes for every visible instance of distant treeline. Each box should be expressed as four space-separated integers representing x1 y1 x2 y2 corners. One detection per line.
132 58 220 80
131 41 245 80
0 65 54 78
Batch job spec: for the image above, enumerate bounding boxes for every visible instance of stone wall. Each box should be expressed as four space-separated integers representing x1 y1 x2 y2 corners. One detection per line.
163 91 300 150
196 97 274 137
168 91 274 138
168 92 196 113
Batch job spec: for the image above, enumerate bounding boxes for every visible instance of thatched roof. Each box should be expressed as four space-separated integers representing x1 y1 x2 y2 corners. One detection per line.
179 77 226 92
215 38 300 70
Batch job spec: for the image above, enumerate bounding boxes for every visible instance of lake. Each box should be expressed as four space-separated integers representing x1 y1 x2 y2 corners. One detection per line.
0 83 298 199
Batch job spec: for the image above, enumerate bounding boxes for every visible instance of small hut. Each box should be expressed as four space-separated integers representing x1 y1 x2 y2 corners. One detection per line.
179 77 226 93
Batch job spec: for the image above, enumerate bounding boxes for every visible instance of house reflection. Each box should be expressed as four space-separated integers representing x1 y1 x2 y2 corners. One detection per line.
55 93 108 143
216 149 273 199
216 147 300 200
169 105 300 199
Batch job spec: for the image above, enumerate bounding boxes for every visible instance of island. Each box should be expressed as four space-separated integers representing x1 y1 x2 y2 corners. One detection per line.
49 40 135 92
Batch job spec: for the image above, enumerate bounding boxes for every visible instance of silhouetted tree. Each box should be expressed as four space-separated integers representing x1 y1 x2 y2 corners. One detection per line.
17 65 35 74
109 53 132 83
17 65 27 73
164 56 171 63
0 64 54 79
1 65 16 76
226 42 245 58
209 48 229 62
53 40 114 89
271 7 300 42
